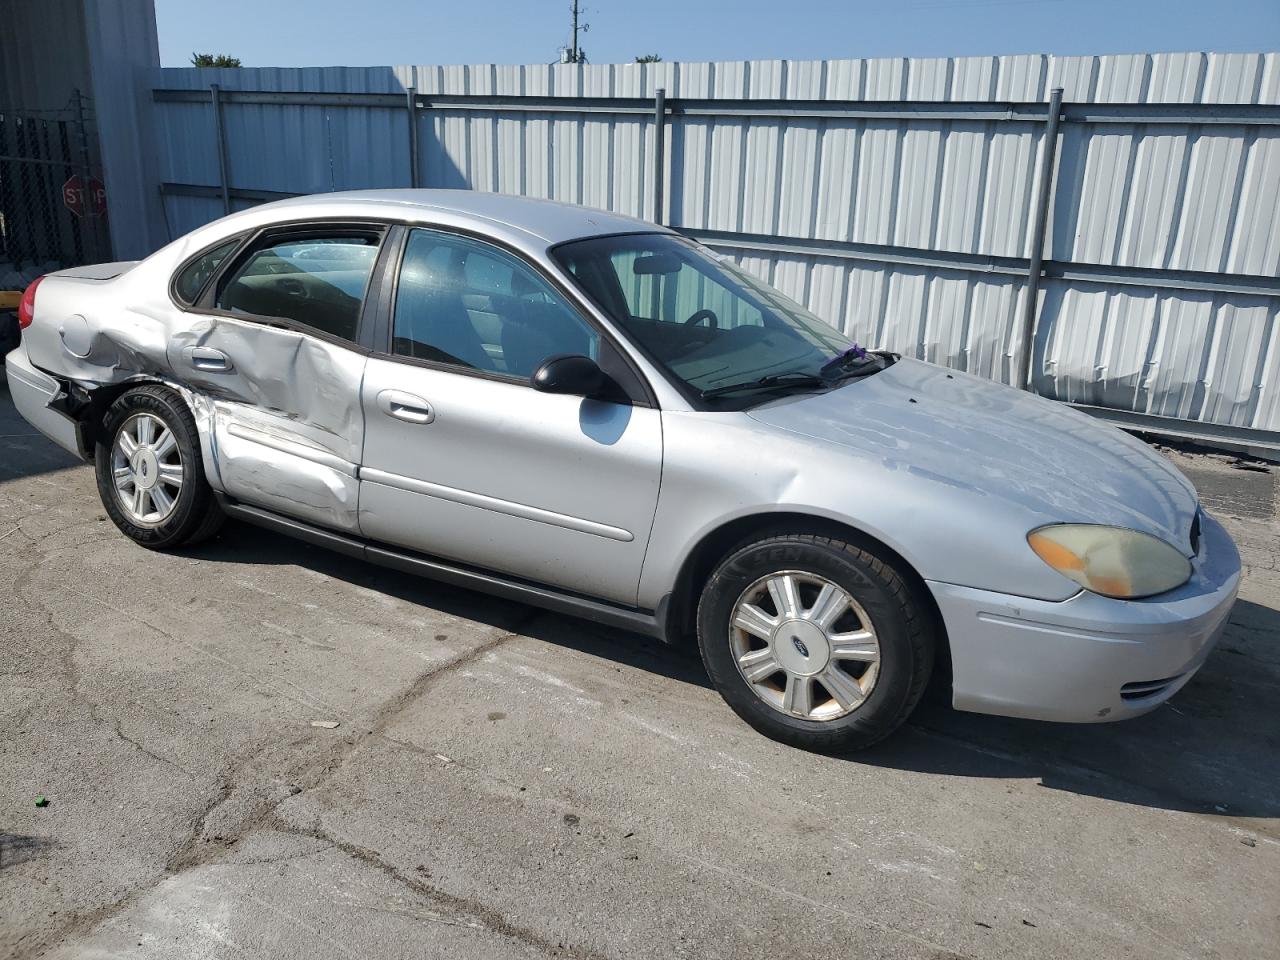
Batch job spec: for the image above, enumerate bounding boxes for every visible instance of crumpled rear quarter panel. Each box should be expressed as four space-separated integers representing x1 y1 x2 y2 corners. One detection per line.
21 248 367 533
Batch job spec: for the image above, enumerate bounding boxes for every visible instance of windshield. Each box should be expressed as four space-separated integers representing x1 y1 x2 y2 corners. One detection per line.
553 233 888 405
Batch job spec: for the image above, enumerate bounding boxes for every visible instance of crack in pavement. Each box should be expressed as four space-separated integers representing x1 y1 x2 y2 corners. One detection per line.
10 549 199 782
25 612 552 960
264 813 610 960
107 719 201 780
61 583 350 720
163 619 540 874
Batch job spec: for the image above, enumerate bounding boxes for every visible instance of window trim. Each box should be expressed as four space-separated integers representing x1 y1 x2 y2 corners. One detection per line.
357 224 405 353
168 232 250 308
376 224 658 409
186 219 390 353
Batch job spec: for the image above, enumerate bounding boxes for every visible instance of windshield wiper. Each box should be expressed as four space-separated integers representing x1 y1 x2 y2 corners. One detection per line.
699 372 831 399
819 343 879 378
699 346 894 400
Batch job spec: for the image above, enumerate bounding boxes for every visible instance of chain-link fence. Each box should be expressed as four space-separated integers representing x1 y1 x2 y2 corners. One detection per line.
0 92 109 292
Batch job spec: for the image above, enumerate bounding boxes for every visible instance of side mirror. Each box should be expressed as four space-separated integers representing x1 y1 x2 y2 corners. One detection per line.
531 354 606 397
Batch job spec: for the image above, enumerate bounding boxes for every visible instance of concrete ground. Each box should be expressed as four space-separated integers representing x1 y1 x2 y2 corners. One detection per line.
1 382 1277 960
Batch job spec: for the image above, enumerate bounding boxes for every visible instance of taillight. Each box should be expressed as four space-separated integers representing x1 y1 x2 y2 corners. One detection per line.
17 275 44 330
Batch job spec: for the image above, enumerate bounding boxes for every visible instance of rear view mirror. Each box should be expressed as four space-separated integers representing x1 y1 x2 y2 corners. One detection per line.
632 252 682 276
530 354 606 397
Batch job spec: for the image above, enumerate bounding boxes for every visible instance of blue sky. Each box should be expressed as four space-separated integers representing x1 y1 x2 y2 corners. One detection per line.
154 0 1280 68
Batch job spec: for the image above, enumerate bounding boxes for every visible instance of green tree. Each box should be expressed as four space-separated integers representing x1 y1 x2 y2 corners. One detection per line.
191 53 242 67
634 54 662 63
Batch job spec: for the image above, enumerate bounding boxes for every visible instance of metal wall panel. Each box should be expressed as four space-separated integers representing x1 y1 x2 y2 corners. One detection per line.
0 0 92 113
148 53 1280 441
83 0 166 260
1 0 163 261
738 254 1029 389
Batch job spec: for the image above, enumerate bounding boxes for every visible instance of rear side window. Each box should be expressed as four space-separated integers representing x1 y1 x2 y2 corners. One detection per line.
173 239 239 305
215 233 380 343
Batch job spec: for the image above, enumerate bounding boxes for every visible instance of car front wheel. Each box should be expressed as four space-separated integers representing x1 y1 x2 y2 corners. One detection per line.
696 533 935 752
94 385 224 549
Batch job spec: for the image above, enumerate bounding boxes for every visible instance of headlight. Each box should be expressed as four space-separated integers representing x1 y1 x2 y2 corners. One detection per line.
1027 524 1191 599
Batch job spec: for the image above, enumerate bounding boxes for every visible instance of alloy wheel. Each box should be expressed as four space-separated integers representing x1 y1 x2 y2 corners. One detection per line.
728 570 881 721
110 412 185 526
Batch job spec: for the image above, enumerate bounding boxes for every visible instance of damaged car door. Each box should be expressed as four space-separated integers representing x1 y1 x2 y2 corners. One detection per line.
357 227 663 606
183 223 386 533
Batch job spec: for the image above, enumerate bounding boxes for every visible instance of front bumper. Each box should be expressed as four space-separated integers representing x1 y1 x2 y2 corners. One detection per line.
928 511 1240 723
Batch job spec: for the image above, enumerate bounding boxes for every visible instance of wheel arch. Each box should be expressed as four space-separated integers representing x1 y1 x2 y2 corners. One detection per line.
660 511 952 688
87 378 226 548
71 376 175 456
70 378 222 493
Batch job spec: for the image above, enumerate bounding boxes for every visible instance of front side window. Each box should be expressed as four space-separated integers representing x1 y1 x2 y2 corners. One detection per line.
391 229 599 379
216 233 380 342
554 233 891 405
173 238 239 305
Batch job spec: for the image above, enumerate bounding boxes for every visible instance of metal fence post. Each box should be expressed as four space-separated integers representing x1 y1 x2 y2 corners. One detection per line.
210 83 231 216
406 86 419 188
71 87 99 261
652 87 666 224
1016 87 1064 392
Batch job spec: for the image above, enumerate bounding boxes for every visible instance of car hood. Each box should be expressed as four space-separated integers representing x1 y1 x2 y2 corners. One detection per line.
747 358 1199 554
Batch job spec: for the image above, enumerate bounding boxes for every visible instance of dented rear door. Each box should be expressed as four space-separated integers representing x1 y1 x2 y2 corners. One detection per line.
179 224 388 533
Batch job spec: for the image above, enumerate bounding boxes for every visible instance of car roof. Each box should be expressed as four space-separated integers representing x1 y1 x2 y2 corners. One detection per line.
253 189 667 247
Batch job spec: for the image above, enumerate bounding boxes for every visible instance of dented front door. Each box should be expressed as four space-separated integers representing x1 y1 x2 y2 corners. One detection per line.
355 226 663 605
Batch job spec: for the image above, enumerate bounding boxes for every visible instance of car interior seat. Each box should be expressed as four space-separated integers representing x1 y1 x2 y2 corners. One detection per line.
393 246 494 369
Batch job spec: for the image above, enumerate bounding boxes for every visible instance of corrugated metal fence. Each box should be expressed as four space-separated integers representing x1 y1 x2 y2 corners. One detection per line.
149 54 1280 449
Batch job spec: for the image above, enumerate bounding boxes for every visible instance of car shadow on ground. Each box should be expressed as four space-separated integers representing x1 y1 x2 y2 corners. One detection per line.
187 522 1280 823
860 597 1280 822
0 384 85 484
187 521 712 687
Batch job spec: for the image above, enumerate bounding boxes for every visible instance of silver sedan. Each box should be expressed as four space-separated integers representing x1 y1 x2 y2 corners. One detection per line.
5 190 1240 750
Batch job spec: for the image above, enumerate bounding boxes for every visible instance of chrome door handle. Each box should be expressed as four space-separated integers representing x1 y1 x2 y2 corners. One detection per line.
376 389 434 424
184 346 233 372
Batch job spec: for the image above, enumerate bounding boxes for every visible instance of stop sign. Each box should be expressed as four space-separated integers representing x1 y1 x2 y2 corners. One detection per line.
62 174 107 219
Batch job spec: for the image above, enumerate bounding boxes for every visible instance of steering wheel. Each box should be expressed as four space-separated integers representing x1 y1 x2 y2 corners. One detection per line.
684 308 720 329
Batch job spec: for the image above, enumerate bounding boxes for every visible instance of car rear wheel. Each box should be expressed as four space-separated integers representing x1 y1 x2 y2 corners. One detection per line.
94 385 224 549
696 533 934 752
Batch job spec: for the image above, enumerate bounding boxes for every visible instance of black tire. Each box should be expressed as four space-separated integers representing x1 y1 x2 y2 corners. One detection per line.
94 385 224 550
696 533 934 752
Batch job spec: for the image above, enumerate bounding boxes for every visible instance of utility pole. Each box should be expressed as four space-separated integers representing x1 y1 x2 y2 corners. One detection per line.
571 0 580 62
563 0 588 64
